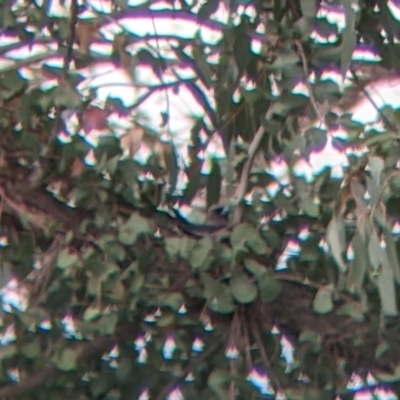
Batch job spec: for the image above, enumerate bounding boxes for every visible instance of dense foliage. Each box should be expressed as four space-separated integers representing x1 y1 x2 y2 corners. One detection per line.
2 0 400 398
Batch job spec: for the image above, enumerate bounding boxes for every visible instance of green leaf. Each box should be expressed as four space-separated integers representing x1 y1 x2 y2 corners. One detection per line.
367 155 385 205
313 284 334 314
21 339 41 359
258 272 282 303
233 27 252 78
83 305 102 322
215 243 233 264
375 341 390 359
193 40 214 89
0 344 16 360
89 374 113 397
299 243 321 262
207 159 221 209
156 312 176 327
299 331 321 344
164 237 182 258
337 302 364 322
129 271 144 294
231 223 249 249
326 215 347 272
300 198 319 217
189 236 213 270
383 228 400 283
231 223 268 255
346 232 367 295
163 292 185 312
208 368 230 397
0 8 16 28
0 262 11 289
314 43 342 64
166 147 179 193
165 236 196 259
202 273 235 314
116 356 132 383
118 214 152 245
268 93 308 116
0 70 26 99
299 331 322 352
368 232 384 271
247 230 269 255
105 155 120 176
376 365 400 383
368 155 384 185
216 86 232 121
198 0 220 19
300 0 317 17
183 167 201 204
54 348 78 372
377 256 398 316
53 86 82 109
98 312 118 335
230 274 258 304
244 258 266 278
270 51 300 70
340 0 357 78
56 248 79 269
201 272 226 298
114 0 128 9
292 17 313 40
207 293 235 314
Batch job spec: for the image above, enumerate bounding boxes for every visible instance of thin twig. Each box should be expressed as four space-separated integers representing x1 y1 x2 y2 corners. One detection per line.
48 0 79 146
241 307 253 374
350 69 399 133
229 359 236 400
61 0 79 83
294 39 320 118
228 312 237 399
249 310 271 371
248 309 283 393
149 16 188 170
231 124 265 225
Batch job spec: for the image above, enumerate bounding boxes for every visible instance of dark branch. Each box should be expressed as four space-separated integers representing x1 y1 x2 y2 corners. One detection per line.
0 336 115 399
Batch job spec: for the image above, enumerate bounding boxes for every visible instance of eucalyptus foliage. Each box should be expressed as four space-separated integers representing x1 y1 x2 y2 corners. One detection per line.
1 0 400 399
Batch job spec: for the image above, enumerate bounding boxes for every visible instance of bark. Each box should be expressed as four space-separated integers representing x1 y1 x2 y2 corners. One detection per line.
0 336 116 399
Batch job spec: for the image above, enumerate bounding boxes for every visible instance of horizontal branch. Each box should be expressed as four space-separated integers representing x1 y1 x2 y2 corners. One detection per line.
0 336 115 399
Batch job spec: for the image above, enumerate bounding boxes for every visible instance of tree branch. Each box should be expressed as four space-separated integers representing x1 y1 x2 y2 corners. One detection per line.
0 365 57 399
0 336 115 399
0 184 86 233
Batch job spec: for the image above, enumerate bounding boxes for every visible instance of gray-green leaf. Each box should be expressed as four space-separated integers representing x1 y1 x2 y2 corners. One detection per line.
230 274 258 304
313 284 334 314
327 215 347 272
